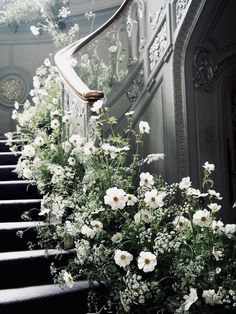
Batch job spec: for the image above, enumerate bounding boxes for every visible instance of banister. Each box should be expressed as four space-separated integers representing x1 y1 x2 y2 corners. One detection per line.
55 0 131 103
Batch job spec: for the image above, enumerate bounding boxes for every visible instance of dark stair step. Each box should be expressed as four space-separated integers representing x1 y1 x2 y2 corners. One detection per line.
0 152 21 165
0 165 19 181
0 140 24 153
0 221 47 252
0 181 39 200
0 249 75 289
0 199 41 222
0 281 101 314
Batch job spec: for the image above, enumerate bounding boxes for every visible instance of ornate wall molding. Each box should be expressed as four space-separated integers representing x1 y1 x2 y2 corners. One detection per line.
125 66 144 103
149 20 168 72
173 0 206 179
174 0 191 27
193 47 217 90
149 0 168 30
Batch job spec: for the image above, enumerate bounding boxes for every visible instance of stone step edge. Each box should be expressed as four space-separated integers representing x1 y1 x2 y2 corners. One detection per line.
0 280 100 305
0 199 41 205
0 221 48 231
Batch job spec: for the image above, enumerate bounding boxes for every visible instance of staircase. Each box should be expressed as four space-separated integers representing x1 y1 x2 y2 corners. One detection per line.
0 140 98 313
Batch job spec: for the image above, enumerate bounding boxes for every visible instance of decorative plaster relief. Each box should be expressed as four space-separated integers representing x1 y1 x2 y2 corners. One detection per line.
126 67 144 103
149 21 168 72
175 0 191 26
193 48 217 90
0 74 27 106
149 0 168 30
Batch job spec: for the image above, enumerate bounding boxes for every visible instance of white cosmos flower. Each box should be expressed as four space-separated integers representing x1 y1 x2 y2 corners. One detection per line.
208 203 221 213
203 161 215 172
139 121 150 134
69 134 84 147
22 144 35 158
68 157 76 166
144 189 166 209
179 176 191 190
208 189 222 200
212 247 223 261
202 289 220 305
30 25 40 36
91 99 103 113
51 119 60 130
192 209 211 227
139 172 154 188
34 136 45 147
111 232 123 243
84 142 96 156
104 187 127 210
91 220 103 233
224 224 236 238
101 143 118 159
126 194 138 206
137 251 157 273
211 220 224 233
134 209 153 224
114 249 133 268
173 216 190 230
183 288 198 311
62 114 71 123
81 225 95 238
63 271 74 288
186 188 208 198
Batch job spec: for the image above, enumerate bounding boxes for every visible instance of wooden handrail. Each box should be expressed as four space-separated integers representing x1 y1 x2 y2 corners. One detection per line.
54 0 131 103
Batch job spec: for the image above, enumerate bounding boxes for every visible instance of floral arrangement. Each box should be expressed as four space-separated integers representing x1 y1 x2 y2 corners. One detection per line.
6 68 236 312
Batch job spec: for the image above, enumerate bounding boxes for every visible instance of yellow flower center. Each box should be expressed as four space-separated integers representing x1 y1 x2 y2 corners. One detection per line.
144 258 150 265
201 216 206 221
151 197 156 202
113 196 118 202
121 255 126 260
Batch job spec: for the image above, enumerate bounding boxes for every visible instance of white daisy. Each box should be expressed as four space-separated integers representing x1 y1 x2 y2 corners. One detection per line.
144 189 166 209
137 251 157 273
68 157 76 166
192 209 211 227
114 249 133 268
69 134 84 147
179 177 191 190
34 136 45 147
91 220 103 233
51 119 60 130
84 142 96 156
139 121 150 134
139 172 154 188
111 232 123 243
126 194 138 206
104 187 127 210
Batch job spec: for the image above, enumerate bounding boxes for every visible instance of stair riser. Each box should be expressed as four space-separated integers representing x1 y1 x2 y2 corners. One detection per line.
0 253 74 289
0 202 41 222
0 168 19 181
0 184 39 200
0 154 20 165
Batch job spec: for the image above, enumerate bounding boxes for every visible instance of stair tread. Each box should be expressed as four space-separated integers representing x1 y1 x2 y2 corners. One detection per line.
0 165 16 169
0 221 46 230
0 280 99 304
0 249 73 261
0 180 35 185
0 199 41 205
0 152 21 155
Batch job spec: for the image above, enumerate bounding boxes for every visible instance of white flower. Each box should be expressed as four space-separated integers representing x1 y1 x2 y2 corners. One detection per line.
144 189 166 209
208 203 221 213
139 121 150 134
137 251 157 273
211 220 224 233
91 99 103 113
84 142 96 156
91 220 103 233
183 288 198 311
203 161 215 172
12 109 17 120
202 289 220 305
111 232 123 243
51 119 60 130
53 165 64 176
62 141 72 152
224 224 236 238
186 188 208 198
208 189 222 200
69 134 84 147
173 216 190 230
14 101 19 110
193 209 211 227
58 6 70 18
23 168 33 179
62 114 71 124
22 144 35 158
139 172 154 188
101 143 118 159
104 187 127 210
134 209 153 224
81 225 95 238
212 247 223 261
68 157 76 166
65 221 77 237
114 249 133 268
34 136 44 147
116 146 130 153
44 58 51 67
63 271 74 288
30 25 40 36
126 194 138 206
125 110 134 116
179 177 191 190
144 153 165 164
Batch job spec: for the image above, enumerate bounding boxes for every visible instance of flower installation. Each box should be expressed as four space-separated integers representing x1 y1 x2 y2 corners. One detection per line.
6 56 236 313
